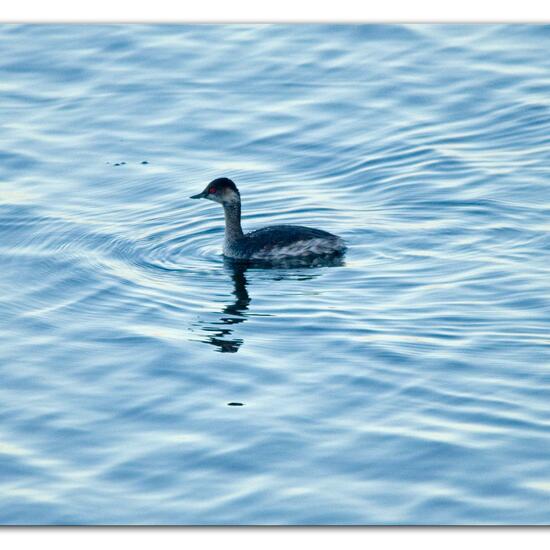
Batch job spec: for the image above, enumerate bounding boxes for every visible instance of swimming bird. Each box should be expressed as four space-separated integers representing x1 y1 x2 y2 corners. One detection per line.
190 177 346 262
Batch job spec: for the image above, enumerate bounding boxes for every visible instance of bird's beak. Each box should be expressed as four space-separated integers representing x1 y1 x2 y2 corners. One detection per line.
190 190 207 199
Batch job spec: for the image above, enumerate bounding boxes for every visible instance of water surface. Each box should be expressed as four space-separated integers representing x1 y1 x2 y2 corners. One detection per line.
0 24 550 524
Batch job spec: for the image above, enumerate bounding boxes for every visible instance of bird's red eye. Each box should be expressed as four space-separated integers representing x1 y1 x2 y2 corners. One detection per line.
209 187 216 194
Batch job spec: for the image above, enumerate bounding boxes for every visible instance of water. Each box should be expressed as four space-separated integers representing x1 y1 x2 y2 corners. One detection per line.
0 24 549 525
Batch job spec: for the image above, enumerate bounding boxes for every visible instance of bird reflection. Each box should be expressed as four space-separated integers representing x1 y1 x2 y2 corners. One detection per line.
195 255 344 353
200 259 251 353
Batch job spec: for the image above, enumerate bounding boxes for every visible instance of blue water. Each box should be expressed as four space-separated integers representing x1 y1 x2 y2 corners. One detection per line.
0 24 549 525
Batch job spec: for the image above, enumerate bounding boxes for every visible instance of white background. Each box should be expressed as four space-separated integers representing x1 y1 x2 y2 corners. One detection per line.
2 527 550 549
2 0 550 548
1 1 550 22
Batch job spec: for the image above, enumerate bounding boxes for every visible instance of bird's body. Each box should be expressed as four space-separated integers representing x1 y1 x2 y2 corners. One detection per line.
225 224 345 261
191 178 346 262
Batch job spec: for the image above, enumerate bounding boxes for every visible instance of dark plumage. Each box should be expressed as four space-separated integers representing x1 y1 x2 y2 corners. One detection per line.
190 178 346 262
234 225 340 258
209 177 239 194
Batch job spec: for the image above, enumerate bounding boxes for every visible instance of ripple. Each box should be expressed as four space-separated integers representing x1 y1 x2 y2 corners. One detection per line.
1 24 550 525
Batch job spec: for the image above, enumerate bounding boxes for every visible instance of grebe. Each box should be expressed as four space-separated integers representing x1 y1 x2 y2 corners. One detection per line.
190 177 346 261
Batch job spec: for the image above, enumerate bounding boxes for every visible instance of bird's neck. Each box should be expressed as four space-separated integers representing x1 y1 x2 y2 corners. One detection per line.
223 201 244 246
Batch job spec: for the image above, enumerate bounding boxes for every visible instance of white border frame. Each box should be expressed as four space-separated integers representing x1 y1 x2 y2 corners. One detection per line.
1 0 550 23
2 2 550 547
